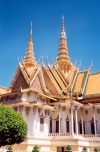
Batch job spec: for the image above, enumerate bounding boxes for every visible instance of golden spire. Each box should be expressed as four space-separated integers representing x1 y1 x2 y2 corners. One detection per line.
23 22 36 68
57 16 72 73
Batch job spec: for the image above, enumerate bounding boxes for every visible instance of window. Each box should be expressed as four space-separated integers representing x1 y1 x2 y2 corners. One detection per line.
91 122 95 134
79 123 82 134
83 122 85 134
66 121 69 133
40 118 44 131
56 120 59 133
50 120 52 133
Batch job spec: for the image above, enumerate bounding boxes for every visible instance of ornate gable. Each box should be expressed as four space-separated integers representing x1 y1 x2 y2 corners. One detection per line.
31 74 43 92
11 70 28 90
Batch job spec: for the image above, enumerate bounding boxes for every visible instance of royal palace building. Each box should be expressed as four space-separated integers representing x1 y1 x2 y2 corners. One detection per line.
0 18 100 152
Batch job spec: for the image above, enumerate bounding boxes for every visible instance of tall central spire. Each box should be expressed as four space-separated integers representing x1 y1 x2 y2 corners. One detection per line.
23 22 36 68
56 16 72 74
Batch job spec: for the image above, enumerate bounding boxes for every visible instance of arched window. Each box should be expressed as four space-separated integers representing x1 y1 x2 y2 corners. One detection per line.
66 116 70 133
40 117 44 131
50 120 52 133
66 120 69 133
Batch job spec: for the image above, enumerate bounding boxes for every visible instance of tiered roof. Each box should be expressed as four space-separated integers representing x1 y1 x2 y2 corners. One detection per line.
0 18 100 106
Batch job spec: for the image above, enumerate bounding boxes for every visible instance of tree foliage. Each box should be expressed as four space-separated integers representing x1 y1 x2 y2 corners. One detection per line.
66 145 72 152
32 145 39 152
0 104 27 147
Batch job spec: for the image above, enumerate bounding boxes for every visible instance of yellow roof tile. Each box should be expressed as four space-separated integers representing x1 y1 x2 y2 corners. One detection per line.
49 67 67 91
74 73 84 92
85 73 100 95
0 86 7 94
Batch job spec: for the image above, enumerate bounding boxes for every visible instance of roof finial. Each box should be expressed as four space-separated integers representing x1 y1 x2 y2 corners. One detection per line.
46 56 49 66
62 14 64 20
78 61 81 70
31 21 32 35
62 14 65 32
41 55 44 65
88 60 93 71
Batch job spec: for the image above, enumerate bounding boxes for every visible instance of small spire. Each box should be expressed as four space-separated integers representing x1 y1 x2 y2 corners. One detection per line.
23 22 36 68
56 17 72 73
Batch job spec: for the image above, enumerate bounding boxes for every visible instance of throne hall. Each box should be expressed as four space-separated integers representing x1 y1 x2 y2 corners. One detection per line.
0 18 100 152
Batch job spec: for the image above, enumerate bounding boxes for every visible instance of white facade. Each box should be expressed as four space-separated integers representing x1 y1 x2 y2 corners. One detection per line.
1 91 99 152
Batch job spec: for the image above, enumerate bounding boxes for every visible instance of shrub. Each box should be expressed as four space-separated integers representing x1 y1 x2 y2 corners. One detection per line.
66 145 72 152
0 104 27 147
32 145 39 152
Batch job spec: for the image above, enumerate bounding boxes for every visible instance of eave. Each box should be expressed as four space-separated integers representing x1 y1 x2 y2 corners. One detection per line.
21 88 57 101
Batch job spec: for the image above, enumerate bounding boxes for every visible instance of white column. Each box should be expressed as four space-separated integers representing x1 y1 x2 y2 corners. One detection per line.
93 107 97 136
81 108 84 134
71 104 74 134
75 107 78 135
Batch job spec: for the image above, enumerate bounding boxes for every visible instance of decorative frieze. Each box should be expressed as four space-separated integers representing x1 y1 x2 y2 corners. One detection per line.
85 110 88 115
58 104 61 110
33 106 38 114
48 110 50 116
97 109 100 114
13 106 18 112
62 106 66 111
44 109 48 117
27 92 30 97
26 107 30 114
19 105 24 114
66 115 70 121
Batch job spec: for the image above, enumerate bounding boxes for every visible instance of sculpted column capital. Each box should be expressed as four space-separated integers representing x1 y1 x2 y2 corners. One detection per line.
19 105 24 114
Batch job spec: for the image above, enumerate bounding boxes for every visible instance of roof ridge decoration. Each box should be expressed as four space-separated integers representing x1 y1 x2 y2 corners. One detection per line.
42 65 62 94
56 16 73 74
48 65 68 94
22 22 37 75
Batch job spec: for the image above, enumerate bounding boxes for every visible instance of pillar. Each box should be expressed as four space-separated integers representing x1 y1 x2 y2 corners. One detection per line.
71 104 74 134
93 107 97 136
75 107 78 135
81 108 84 134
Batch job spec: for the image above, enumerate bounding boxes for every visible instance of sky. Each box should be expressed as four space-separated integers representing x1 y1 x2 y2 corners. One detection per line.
0 0 100 87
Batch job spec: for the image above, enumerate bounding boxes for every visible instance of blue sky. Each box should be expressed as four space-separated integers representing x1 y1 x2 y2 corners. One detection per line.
0 0 100 87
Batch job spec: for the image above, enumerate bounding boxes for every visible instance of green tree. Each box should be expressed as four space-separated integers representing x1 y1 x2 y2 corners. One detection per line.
94 148 98 152
32 145 39 152
66 145 72 152
82 147 88 152
6 146 13 152
0 104 27 147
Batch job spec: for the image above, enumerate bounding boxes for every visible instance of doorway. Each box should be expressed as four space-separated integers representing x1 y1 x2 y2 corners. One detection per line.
57 147 64 152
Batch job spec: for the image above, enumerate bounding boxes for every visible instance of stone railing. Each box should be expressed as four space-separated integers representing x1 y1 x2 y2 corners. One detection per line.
48 133 72 137
84 134 100 138
48 133 100 138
